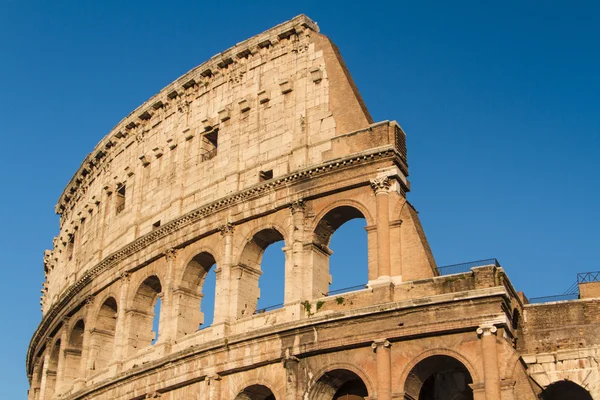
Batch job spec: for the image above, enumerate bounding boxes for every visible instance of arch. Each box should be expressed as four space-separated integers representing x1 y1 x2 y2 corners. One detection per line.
175 251 218 337
234 384 276 400
126 275 162 356
541 380 593 400
91 296 118 371
234 227 286 317
399 348 481 389
309 368 370 400
402 355 474 400
312 205 368 296
44 339 61 398
62 319 85 387
310 199 375 233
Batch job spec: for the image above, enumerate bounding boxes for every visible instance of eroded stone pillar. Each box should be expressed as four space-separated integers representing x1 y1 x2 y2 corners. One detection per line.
289 200 305 303
207 374 222 400
284 355 300 400
216 223 234 324
477 325 501 400
55 317 70 394
160 248 177 350
370 178 392 279
372 339 392 400
112 272 130 367
38 341 51 400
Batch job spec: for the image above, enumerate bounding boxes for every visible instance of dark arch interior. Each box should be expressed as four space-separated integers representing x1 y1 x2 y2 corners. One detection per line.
541 380 593 400
236 384 276 400
312 369 368 400
404 355 473 400
69 319 85 348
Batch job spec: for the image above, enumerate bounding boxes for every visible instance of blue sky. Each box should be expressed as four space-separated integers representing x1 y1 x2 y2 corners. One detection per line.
1 1 598 398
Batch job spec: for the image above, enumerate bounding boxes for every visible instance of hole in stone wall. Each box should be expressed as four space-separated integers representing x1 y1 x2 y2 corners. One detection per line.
259 170 273 182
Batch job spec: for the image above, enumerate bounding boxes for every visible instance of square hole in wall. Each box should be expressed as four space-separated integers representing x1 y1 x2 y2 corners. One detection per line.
259 170 273 182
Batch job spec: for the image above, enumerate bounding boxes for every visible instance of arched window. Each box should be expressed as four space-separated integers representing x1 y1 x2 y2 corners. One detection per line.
235 384 276 400
63 320 85 388
91 297 117 371
127 276 162 355
541 380 593 400
310 369 369 400
175 252 217 338
236 228 285 317
404 355 473 400
314 206 367 296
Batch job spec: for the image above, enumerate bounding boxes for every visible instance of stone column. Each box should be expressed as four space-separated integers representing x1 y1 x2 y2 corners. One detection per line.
159 248 177 352
216 223 234 324
370 178 392 279
207 374 222 400
112 272 130 367
55 318 70 394
38 340 51 400
76 296 94 387
289 200 305 303
283 355 300 400
372 339 392 400
477 325 501 400
29 361 41 400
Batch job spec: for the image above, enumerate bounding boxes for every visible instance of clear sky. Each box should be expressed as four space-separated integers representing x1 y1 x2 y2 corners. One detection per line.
1 1 598 398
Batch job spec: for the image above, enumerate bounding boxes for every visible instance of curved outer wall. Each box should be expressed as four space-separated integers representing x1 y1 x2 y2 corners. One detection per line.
28 14 600 400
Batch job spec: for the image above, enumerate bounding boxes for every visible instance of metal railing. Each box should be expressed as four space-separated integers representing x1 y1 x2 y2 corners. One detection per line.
528 293 580 304
326 284 368 296
437 258 500 276
578 271 600 283
254 303 283 314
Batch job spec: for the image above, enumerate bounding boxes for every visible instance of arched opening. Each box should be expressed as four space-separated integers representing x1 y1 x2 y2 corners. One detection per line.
310 369 368 400
175 252 217 337
236 228 285 317
314 206 367 296
44 340 61 398
127 275 162 355
541 380 593 400
62 320 85 388
235 384 276 400
404 355 473 400
91 297 117 371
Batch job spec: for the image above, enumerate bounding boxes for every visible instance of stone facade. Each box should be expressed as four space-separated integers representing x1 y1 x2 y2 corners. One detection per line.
27 15 599 400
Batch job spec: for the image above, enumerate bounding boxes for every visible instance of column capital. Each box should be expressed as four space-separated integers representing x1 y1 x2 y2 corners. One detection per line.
371 339 391 351
165 247 178 261
219 222 234 236
207 374 222 384
477 324 498 337
290 199 306 214
370 177 392 194
119 271 130 282
145 392 161 399
85 295 95 306
282 355 300 368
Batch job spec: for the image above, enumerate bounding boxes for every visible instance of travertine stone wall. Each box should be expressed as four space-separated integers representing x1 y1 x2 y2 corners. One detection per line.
28 14 600 400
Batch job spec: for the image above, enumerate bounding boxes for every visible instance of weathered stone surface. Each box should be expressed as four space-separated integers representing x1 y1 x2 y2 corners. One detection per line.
27 15 600 400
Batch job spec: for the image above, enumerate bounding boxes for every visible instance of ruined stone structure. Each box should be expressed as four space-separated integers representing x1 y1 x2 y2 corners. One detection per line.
27 15 600 400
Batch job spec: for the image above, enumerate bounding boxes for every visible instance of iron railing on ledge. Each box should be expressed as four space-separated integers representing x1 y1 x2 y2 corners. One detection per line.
436 258 500 276
578 271 600 283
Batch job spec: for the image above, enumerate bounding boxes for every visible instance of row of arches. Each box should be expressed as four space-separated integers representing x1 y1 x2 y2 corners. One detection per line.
235 362 592 400
32 205 371 398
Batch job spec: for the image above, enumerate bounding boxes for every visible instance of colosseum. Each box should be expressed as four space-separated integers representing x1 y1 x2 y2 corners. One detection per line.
27 15 600 400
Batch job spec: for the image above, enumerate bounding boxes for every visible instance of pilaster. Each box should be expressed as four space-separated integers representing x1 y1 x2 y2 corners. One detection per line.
477 325 501 400
372 339 392 400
